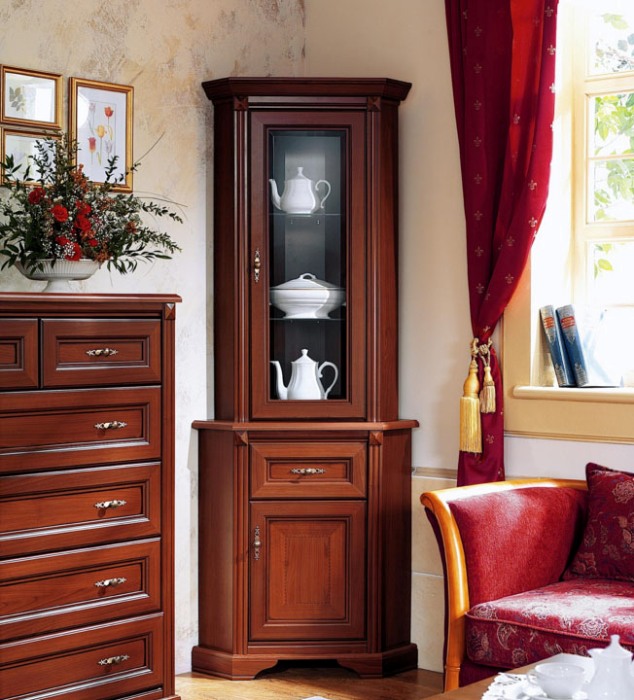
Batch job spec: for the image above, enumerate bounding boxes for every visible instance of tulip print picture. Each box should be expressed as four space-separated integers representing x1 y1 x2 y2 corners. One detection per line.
69 78 133 192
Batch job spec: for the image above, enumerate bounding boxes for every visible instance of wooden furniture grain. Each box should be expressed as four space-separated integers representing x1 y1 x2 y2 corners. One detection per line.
0 292 180 700
193 78 417 680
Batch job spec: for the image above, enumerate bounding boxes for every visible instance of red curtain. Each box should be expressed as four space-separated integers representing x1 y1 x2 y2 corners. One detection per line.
445 0 559 485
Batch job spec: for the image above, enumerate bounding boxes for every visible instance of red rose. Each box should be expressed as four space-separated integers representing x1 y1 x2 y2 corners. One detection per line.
55 236 70 247
74 214 91 232
77 202 91 215
28 187 46 205
88 238 98 247
51 204 69 223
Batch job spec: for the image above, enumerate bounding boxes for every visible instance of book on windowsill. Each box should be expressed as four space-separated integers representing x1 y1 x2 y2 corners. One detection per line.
539 305 575 387
555 304 620 387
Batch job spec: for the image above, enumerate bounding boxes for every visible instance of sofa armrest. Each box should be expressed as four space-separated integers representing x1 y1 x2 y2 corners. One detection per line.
421 478 587 691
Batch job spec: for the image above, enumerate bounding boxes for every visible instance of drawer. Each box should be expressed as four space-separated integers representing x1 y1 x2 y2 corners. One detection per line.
0 539 161 641
42 319 162 387
0 386 161 473
0 319 38 389
250 441 367 498
0 462 161 556
0 613 164 700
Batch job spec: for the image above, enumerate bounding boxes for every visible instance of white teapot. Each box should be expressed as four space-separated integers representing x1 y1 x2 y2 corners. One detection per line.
587 635 634 699
269 167 331 214
271 349 338 400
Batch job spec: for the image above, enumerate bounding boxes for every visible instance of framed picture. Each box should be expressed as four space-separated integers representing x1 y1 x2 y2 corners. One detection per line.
69 77 133 192
1 66 62 129
1 128 59 183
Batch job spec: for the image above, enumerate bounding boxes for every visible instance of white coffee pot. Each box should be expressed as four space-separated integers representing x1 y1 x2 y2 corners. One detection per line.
587 634 634 699
271 349 338 400
269 166 331 214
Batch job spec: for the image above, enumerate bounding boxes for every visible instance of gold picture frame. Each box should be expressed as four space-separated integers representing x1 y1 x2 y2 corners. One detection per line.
1 128 60 183
1 66 62 129
69 77 133 192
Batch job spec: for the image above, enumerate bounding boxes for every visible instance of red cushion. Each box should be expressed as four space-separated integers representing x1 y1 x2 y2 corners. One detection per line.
564 463 634 582
465 578 634 669
449 487 587 605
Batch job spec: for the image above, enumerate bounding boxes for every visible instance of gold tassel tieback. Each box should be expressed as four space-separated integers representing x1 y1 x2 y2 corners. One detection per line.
459 339 482 453
478 339 496 414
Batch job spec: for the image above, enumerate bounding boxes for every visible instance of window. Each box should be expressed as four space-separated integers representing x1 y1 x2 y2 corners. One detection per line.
502 0 634 444
574 1 634 385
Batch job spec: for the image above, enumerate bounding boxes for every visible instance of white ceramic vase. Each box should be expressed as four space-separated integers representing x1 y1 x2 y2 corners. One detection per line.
15 258 99 292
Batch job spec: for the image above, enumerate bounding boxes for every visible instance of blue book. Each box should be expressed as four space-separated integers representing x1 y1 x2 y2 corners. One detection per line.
539 305 575 386
556 305 619 387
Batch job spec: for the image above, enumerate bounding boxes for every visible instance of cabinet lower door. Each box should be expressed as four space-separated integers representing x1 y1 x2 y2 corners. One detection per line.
249 500 366 641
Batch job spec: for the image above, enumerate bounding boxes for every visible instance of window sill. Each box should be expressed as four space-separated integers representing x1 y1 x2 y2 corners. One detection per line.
512 385 634 404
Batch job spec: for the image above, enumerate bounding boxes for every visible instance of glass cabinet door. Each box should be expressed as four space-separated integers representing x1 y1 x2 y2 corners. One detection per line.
250 111 366 419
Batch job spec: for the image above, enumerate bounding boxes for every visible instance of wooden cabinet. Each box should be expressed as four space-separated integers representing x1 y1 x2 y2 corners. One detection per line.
0 293 180 700
193 78 416 679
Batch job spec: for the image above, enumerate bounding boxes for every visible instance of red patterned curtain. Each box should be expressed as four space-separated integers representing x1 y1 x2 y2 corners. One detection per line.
445 0 559 485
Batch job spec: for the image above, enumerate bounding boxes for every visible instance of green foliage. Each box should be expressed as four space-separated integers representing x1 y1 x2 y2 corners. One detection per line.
0 134 182 275
594 243 614 278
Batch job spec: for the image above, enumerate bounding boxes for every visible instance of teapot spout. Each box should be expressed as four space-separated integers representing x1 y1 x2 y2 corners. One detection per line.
270 360 288 400
269 179 282 210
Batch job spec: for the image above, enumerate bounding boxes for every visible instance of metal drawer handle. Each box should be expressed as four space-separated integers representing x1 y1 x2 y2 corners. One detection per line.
86 347 119 357
94 420 127 431
98 654 130 667
290 467 326 475
94 499 127 510
95 577 127 589
253 525 261 560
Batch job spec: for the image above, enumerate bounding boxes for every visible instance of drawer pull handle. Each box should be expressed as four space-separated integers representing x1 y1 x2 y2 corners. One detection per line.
95 577 127 589
94 420 128 431
290 467 326 475
94 499 127 510
253 525 261 560
98 654 130 667
86 347 119 357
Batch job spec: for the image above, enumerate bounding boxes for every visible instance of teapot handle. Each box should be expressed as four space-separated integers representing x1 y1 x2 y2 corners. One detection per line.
315 180 331 210
318 361 338 399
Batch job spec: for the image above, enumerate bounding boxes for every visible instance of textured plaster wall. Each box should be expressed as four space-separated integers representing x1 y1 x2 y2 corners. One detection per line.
0 0 305 674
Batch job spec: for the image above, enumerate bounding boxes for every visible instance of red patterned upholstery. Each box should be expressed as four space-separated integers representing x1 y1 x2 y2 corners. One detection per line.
421 474 634 691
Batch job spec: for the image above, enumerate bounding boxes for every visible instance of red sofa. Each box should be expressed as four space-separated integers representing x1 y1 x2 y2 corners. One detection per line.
421 465 634 691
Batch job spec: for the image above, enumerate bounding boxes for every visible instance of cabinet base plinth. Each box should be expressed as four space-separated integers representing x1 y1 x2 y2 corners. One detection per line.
191 644 418 681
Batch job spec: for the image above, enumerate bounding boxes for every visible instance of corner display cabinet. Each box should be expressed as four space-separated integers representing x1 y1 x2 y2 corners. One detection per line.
0 293 180 700
193 78 417 680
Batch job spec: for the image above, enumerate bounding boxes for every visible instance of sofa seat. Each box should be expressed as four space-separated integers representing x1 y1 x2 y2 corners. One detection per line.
466 578 634 669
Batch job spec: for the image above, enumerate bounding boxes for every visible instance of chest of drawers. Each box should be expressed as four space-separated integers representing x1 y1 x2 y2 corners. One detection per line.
0 293 180 700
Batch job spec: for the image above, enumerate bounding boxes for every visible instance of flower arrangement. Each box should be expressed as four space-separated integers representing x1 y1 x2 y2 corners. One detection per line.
0 133 182 275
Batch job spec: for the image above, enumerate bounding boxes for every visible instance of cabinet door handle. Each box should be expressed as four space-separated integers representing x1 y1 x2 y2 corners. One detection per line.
253 525 261 560
94 577 127 589
94 499 127 510
98 654 130 667
94 420 127 430
253 248 261 283
86 347 119 357
290 467 326 475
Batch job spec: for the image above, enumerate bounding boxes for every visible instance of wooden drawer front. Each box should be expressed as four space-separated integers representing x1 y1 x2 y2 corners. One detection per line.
0 463 161 557
0 540 161 641
0 387 161 473
0 319 38 389
250 441 367 498
42 319 162 387
0 614 164 700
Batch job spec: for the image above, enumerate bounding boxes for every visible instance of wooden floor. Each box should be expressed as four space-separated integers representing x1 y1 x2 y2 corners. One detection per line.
176 663 444 700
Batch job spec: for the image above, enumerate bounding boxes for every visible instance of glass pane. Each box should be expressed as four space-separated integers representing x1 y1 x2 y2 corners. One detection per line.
589 158 634 221
268 130 347 401
592 93 634 157
589 4 634 75
589 240 634 304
